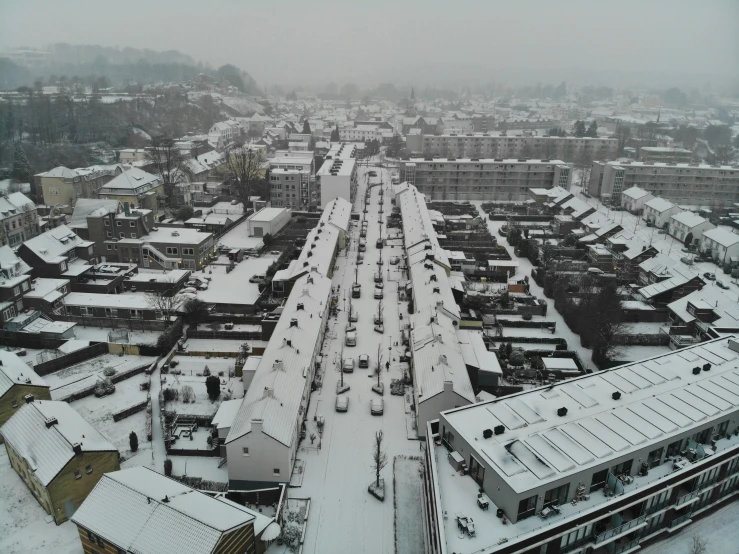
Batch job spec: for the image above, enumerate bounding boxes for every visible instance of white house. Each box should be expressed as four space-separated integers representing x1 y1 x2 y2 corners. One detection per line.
208 120 240 151
226 271 331 488
701 227 739 265
246 207 291 238
620 186 654 213
643 197 681 228
668 211 714 245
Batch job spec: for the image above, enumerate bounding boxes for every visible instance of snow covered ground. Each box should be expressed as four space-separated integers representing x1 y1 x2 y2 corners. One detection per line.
45 353 156 398
476 205 596 370
0 449 81 554
293 162 422 554
394 457 425 554
70 326 160 345
640 500 739 554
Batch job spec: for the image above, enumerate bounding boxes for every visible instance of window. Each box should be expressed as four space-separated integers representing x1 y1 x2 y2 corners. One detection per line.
116 221 122 226
3 307 16 320
166 247 178 255
22 281 29 291
85 465 93 474
647 447 664 468
106 231 112 238
130 309 143 319
107 245 112 250
243 447 249 456
74 470 81 480
590 468 608 492
13 286 19 296
96 537 105 548
131 233 137 239
611 459 633 477
12 399 18 408
717 420 730 438
517 495 537 521
182 248 194 256
129 221 135 227
273 468 280 476
667 439 683 457
104 220 110 226
119 233 125 239
543 483 569 509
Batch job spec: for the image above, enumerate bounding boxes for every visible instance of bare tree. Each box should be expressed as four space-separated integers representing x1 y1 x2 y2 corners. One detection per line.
145 277 181 321
224 145 264 207
713 145 736 165
145 135 188 206
376 344 383 388
689 535 707 554
372 430 388 488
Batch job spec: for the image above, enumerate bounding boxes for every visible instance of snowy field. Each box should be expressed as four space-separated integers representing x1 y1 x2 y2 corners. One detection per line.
0 450 81 554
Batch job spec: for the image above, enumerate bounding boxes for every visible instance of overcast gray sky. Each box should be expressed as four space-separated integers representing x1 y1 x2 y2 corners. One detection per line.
2 0 738 89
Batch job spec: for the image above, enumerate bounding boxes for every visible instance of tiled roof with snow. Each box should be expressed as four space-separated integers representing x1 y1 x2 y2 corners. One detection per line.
443 336 739 494
0 351 48 398
324 197 352 233
227 272 332 446
397 184 450 270
0 400 116 486
621 186 651 200
645 197 677 213
101 167 161 193
670 211 708 228
72 467 265 554
69 198 121 229
44 166 76 179
668 287 739 330
703 227 739 247
22 225 85 262
637 266 702 300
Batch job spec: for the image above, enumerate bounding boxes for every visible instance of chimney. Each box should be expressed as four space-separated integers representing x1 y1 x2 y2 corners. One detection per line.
123 202 130 216
162 495 170 503
290 318 298 328
262 388 274 399
45 417 58 428
72 443 82 456
297 303 304 310
24 394 34 403
443 381 453 393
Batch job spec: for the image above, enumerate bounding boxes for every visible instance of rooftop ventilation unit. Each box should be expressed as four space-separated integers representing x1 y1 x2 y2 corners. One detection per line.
557 407 568 417
45 417 58 428
483 429 493 439
297 303 304 311
493 425 505 436
290 318 298 327
692 366 701 375
24 394 34 403
433 287 440 294
612 392 621 400
703 363 711 372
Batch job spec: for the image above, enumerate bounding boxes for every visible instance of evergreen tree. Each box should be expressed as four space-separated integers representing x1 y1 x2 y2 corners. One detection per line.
573 120 587 138
586 120 598 138
330 125 340 142
302 119 311 134
11 142 32 183
410 87 415 100
129 431 139 452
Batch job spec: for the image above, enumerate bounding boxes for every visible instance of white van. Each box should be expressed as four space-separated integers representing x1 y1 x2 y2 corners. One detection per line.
345 332 357 346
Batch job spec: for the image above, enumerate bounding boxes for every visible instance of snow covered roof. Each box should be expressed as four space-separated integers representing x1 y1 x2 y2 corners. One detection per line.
410 309 475 405
644 197 677 213
69 198 121 229
22 225 86 263
227 272 332 447
457 330 502 377
248 207 289 223
670 211 708 229
0 351 47 398
397 184 450 270
63 292 155 310
324 197 352 233
101 167 161 194
211 399 243 431
703 227 739 247
44 166 76 179
621 186 652 200
442 336 739 495
637 266 703 300
668 287 739 330
1 400 116 486
72 467 267 554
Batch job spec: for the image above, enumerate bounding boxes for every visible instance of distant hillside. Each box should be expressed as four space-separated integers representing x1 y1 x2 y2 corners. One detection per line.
0 44 259 94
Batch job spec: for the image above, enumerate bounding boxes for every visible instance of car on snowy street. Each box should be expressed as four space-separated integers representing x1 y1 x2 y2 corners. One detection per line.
370 397 384 415
359 354 369 368
374 288 383 299
335 396 349 412
343 358 355 372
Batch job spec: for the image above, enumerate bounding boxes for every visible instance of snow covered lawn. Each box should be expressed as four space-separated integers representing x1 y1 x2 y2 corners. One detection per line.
640 500 739 554
394 457 425 554
162 373 243 417
45 353 156 398
0 449 82 554
70 326 160 345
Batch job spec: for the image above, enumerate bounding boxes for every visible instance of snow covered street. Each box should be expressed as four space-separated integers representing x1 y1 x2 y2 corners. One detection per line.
290 162 422 554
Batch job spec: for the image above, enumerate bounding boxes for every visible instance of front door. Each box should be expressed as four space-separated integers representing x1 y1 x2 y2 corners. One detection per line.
469 455 485 486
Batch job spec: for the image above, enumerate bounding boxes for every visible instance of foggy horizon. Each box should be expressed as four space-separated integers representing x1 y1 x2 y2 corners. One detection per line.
2 0 738 91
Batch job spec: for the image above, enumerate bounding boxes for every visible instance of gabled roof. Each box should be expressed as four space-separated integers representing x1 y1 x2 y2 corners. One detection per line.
1 400 116 486
69 198 121 229
227 272 332 447
621 186 652 201
0 351 47 398
703 227 739 248
668 287 739 330
324 197 352 233
638 266 703 300
22 225 85 263
645 197 677 213
72 467 269 554
101 168 161 193
44 166 76 179
670 211 708 228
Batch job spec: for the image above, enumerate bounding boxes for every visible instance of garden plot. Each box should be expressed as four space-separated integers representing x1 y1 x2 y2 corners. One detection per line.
70 376 150 457
71 326 160 345
394 457 425 554
170 356 236 378
45 353 156 398
161 373 244 417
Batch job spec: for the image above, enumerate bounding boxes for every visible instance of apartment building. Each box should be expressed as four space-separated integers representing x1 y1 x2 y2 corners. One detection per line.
34 164 124 206
422 337 739 554
0 192 38 247
406 133 618 162
316 157 358 208
0 246 32 325
400 158 571 202
588 161 739 206
98 168 164 212
639 147 694 163
18 225 97 280
269 168 310 208
325 142 357 161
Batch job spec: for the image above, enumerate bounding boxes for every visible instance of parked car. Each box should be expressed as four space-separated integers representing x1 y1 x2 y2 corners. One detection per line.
335 395 349 412
343 358 355 373
368 171 377 177
370 397 384 415
717 280 730 290
374 288 384 299
249 274 265 283
359 354 370 368
703 272 716 281
345 332 357 346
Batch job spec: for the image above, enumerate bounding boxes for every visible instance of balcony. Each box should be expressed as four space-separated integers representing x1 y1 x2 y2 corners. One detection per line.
594 515 647 545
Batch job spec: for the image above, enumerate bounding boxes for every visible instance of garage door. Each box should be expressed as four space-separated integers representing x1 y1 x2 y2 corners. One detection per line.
254 226 263 237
